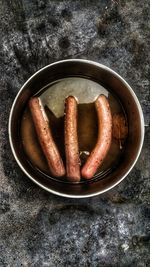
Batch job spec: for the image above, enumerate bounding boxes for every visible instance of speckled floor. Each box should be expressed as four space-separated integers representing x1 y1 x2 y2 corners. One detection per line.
0 0 150 266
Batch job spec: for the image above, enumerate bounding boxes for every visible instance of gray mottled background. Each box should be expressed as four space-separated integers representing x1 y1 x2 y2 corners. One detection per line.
0 0 150 266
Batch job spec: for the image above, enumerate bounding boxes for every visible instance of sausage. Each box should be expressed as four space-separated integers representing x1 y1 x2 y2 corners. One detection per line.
64 96 80 182
29 97 65 177
113 113 128 141
81 95 112 179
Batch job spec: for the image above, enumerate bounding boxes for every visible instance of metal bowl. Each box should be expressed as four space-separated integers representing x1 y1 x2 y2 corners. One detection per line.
9 59 144 198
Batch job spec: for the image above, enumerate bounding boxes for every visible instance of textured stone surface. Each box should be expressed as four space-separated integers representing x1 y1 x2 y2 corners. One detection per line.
0 0 150 266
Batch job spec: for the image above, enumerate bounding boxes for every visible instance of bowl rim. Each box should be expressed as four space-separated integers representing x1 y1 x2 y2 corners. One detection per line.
8 59 145 198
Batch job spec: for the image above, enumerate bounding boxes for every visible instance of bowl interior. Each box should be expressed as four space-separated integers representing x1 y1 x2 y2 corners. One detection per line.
9 60 144 197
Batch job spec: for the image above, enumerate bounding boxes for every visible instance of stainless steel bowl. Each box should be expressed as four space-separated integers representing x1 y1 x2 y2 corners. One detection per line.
9 59 145 198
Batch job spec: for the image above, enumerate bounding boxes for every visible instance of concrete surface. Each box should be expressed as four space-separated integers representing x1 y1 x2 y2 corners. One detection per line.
0 0 149 266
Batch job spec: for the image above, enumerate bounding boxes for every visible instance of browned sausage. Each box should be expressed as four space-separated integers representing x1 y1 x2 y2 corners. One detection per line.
29 97 65 177
112 113 128 149
64 96 80 182
81 95 112 179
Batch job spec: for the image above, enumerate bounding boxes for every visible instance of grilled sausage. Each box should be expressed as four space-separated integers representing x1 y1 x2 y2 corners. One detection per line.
81 95 112 179
29 97 65 177
64 96 80 182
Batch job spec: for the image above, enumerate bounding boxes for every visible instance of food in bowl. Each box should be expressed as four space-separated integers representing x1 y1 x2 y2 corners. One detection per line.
21 77 128 183
9 60 144 197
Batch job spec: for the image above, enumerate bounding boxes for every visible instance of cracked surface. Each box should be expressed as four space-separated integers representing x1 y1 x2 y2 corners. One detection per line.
0 0 149 266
